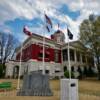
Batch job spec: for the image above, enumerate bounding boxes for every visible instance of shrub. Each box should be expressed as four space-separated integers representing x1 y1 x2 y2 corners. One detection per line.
64 71 74 78
0 64 6 78
87 66 95 77
53 76 59 80
83 66 88 77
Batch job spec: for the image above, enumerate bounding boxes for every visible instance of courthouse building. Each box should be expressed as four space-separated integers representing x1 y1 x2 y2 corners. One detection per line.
5 29 94 78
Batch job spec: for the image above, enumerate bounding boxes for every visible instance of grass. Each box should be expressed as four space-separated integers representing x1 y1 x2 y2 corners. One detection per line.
79 78 100 99
0 78 100 100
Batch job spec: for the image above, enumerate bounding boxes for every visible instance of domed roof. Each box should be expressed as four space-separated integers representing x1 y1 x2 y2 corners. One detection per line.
51 29 65 44
54 30 64 34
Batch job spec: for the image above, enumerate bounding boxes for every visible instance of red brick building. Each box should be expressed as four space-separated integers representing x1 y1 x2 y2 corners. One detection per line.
6 29 94 78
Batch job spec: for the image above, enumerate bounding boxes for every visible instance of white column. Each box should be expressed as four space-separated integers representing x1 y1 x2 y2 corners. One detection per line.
17 44 23 90
42 34 45 75
80 53 82 63
61 48 64 72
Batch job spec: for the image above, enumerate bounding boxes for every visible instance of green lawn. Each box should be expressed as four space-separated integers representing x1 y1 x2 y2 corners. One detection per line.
0 78 100 100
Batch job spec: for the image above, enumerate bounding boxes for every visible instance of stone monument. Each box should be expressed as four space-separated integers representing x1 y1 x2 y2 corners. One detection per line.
60 79 78 100
17 71 53 96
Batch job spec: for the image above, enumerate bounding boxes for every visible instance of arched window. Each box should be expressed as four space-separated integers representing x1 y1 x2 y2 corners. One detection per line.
62 49 68 61
63 66 67 72
71 66 75 72
13 65 19 78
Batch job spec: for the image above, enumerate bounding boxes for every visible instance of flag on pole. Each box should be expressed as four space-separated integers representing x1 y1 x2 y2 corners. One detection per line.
58 23 60 30
67 28 73 40
23 26 32 36
46 25 50 32
45 14 52 32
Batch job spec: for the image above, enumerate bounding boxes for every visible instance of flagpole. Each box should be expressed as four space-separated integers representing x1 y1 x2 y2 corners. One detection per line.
17 43 23 90
42 28 45 75
43 11 52 75
67 27 71 79
17 26 32 90
42 11 46 75
67 26 71 100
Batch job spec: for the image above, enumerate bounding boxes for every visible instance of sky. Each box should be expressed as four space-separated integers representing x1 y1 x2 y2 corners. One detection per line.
0 0 100 43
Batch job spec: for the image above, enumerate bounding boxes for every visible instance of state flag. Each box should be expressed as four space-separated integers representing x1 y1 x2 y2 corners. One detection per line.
23 26 32 36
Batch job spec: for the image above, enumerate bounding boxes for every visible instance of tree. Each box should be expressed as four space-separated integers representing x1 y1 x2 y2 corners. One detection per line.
79 14 100 80
0 32 19 77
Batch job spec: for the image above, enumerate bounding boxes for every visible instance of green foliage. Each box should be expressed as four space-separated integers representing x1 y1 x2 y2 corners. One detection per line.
79 14 100 79
87 67 96 77
64 71 74 78
79 15 100 56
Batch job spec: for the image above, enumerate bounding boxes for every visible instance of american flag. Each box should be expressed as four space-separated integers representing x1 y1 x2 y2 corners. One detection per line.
45 14 52 32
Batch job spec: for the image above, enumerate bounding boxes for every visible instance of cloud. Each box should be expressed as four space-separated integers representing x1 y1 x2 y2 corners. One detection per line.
0 0 40 25
0 24 12 34
0 0 100 42
0 0 100 23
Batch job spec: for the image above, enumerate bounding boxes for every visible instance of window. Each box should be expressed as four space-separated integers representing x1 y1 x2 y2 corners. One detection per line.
55 50 59 62
38 53 49 59
45 70 49 74
76 51 80 62
70 49 75 61
63 66 67 72
60 34 65 42
55 70 60 73
71 66 75 72
82 55 86 63
38 53 43 58
87 57 94 64
62 49 68 61
57 37 61 43
45 53 49 58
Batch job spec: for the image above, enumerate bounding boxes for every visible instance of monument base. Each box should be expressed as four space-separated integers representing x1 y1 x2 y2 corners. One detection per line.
60 79 78 100
17 71 53 96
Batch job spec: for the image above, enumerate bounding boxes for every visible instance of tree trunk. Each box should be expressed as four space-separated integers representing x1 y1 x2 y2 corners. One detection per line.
96 56 100 80
97 66 100 80
2 62 6 78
